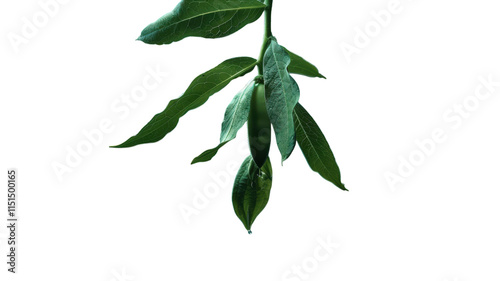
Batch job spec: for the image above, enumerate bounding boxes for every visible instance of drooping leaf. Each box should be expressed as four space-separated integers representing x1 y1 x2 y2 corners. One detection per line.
138 0 267 45
284 47 326 79
192 81 255 164
232 156 273 234
263 38 300 162
293 103 347 191
112 57 257 148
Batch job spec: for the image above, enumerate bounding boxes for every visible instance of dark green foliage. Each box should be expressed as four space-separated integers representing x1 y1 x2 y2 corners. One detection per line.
113 0 346 233
138 0 266 45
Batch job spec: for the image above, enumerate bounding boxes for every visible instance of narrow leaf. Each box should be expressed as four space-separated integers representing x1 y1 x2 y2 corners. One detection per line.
263 38 300 162
293 103 347 191
232 156 273 234
192 81 255 164
138 0 266 45
112 57 257 148
284 47 326 79
191 141 229 165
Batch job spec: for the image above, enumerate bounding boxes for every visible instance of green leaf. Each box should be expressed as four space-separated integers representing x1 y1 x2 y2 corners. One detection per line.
284 47 326 79
112 57 257 148
138 0 267 45
293 103 347 191
192 81 255 164
232 156 273 234
263 38 300 162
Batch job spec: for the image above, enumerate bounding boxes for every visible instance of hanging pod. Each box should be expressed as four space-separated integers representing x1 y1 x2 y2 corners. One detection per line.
247 83 272 168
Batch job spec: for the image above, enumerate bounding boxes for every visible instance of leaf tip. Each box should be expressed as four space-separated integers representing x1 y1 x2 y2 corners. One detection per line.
109 141 129 149
248 230 253 235
337 183 348 191
136 34 149 44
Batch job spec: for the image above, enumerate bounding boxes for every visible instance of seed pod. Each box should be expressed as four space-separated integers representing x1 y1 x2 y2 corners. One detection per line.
248 83 271 167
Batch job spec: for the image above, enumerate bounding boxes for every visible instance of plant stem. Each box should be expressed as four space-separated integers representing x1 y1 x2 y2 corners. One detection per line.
257 0 273 75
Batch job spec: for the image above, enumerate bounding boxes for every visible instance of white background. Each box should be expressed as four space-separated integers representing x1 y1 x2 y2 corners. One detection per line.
1 0 500 280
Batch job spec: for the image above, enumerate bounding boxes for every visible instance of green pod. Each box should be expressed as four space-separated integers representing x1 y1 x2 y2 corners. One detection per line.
247 83 271 167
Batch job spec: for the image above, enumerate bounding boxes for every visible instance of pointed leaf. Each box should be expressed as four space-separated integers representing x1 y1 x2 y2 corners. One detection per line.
284 47 326 79
263 38 300 162
293 103 347 191
112 57 257 148
192 81 255 164
232 156 273 233
138 0 266 45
